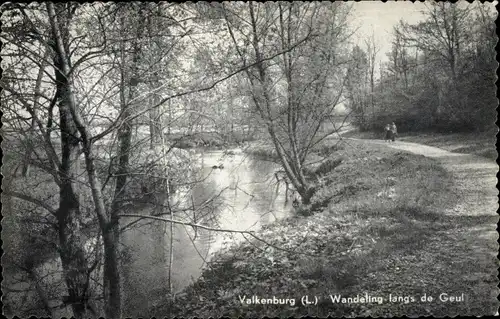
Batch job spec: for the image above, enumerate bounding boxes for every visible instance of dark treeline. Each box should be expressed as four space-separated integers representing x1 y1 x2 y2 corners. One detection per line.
347 2 497 133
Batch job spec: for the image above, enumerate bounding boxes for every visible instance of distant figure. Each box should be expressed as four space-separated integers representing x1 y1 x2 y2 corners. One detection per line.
292 197 300 208
212 164 224 169
390 122 398 142
384 124 393 142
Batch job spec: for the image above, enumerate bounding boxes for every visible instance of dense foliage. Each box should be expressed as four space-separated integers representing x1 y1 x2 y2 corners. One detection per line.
347 3 497 133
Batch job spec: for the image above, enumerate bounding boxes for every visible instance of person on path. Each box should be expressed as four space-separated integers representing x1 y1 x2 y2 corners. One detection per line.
390 122 398 142
384 124 392 142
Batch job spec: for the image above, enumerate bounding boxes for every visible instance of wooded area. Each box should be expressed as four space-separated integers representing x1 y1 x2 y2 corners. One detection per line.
347 2 497 133
1 3 352 318
0 2 497 318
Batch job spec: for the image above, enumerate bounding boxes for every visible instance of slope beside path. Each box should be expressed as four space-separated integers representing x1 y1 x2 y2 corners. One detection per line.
355 139 498 215
345 137 499 315
349 137 498 252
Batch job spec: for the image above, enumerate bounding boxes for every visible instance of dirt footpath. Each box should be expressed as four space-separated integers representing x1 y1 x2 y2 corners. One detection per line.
348 138 499 315
367 139 497 217
352 138 498 233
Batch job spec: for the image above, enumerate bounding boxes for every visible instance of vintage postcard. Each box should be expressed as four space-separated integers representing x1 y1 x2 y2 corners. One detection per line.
1 1 498 318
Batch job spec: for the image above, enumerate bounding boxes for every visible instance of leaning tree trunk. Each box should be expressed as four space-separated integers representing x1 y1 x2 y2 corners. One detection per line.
54 58 92 319
47 4 114 318
248 2 314 205
109 8 147 317
46 5 93 316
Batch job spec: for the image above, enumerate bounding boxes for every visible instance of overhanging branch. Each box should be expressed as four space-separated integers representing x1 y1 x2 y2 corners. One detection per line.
3 191 57 216
91 30 313 143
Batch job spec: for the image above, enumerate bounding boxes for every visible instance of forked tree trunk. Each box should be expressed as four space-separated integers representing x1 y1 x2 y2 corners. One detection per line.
248 2 314 205
47 4 121 318
54 64 92 319
48 14 92 318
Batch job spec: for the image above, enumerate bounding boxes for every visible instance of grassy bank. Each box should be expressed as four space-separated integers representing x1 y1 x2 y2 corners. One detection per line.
151 138 497 317
168 130 258 150
342 129 497 160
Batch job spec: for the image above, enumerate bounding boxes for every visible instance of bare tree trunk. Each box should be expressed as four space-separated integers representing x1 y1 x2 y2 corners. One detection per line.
149 95 156 149
168 194 174 299
46 5 92 318
110 8 148 317
249 2 313 204
168 99 172 135
46 4 121 318
149 76 162 148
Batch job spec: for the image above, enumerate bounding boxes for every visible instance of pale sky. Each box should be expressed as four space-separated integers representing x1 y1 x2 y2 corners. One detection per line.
350 2 427 63
333 2 428 114
350 1 498 64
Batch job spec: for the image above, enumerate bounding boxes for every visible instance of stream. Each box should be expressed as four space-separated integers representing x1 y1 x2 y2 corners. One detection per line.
120 148 295 316
2 148 295 317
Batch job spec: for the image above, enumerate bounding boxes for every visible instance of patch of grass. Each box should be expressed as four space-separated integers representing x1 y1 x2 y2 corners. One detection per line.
313 140 346 158
169 131 258 150
313 157 343 177
170 132 225 149
244 142 280 162
342 129 380 139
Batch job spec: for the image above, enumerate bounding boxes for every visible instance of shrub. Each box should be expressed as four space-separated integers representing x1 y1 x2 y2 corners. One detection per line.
316 142 345 157
245 144 280 162
314 157 343 177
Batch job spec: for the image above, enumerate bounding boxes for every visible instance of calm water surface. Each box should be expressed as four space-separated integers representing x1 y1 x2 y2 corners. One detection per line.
121 148 295 315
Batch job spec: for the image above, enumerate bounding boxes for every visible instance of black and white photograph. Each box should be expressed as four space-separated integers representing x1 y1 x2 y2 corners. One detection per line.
1 1 498 318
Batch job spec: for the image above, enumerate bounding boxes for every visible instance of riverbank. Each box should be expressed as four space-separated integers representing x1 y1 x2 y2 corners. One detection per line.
168 130 258 150
342 129 497 160
151 139 498 317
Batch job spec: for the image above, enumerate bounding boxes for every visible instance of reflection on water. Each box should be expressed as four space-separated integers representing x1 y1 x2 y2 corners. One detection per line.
121 149 294 316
